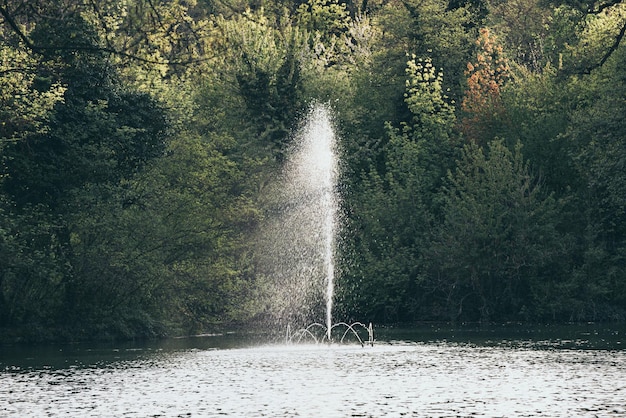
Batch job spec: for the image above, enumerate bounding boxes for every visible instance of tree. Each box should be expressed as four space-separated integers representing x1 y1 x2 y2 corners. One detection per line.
296 0 351 40
426 140 564 323
401 0 475 101
0 13 172 336
0 0 210 69
549 0 626 74
0 41 67 329
460 28 511 145
214 9 305 159
64 125 261 336
563 40 626 319
488 0 553 71
337 56 458 322
498 66 576 197
0 46 66 145
3 13 168 209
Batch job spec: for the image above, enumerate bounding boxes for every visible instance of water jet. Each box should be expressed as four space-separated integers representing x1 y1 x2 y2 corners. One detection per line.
259 103 371 344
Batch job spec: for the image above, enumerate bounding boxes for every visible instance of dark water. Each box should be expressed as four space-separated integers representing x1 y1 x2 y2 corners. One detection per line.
2 324 625 417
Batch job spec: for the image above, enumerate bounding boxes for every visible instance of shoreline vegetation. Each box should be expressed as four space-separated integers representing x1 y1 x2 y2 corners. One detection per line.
2 320 625 345
1 0 625 342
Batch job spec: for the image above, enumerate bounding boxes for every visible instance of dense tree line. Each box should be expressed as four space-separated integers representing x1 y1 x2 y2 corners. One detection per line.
335 0 626 324
0 0 624 340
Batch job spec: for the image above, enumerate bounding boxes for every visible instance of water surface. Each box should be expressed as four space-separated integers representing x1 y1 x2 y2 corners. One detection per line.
2 325 625 417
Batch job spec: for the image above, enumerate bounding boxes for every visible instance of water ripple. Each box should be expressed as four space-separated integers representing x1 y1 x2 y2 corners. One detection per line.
2 341 626 417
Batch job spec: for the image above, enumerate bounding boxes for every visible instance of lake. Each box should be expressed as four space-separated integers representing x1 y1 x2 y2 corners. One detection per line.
1 323 625 417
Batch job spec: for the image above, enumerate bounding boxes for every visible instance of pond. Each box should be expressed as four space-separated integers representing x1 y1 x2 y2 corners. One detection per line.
1 324 625 417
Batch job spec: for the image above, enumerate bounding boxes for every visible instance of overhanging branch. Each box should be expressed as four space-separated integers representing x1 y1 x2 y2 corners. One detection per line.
0 4 210 68
599 20 626 67
591 0 624 13
580 20 626 74
0 5 34 48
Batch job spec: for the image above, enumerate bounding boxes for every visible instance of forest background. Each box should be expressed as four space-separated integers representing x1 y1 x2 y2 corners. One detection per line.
1 0 624 341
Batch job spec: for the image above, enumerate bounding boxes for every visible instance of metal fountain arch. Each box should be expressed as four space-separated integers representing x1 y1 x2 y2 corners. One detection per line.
286 322 374 347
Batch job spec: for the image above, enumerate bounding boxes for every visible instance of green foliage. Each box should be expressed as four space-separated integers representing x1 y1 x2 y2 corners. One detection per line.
566 1 626 73
336 0 473 144
407 0 475 102
0 203 68 328
296 0 351 39
214 9 306 158
563 42 626 318
0 47 66 144
3 92 167 208
2 0 626 340
404 57 456 142
337 55 458 322
488 0 553 71
426 141 564 322
499 66 577 196
64 127 260 335
337 132 429 322
542 5 586 68
0 5 264 338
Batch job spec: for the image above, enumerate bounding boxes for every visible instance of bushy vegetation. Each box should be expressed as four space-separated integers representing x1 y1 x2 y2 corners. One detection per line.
1 0 625 340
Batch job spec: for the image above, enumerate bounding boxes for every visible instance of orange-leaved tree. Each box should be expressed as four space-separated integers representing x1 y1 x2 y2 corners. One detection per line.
461 28 511 145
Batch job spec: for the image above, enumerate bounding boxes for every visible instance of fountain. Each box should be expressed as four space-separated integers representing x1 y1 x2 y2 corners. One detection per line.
258 103 373 345
285 321 374 347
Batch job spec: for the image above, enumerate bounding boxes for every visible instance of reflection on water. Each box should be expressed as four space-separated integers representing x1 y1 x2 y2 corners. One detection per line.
1 325 626 417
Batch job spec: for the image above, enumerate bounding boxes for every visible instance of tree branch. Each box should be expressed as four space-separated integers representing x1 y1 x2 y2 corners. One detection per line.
0 3 209 67
580 21 626 74
591 0 624 13
0 5 34 49
599 20 626 66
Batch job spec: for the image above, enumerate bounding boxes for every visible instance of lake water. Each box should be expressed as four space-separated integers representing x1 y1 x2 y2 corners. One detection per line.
1 324 625 417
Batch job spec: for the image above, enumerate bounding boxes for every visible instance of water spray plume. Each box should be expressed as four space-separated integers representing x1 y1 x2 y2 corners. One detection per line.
258 103 372 345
